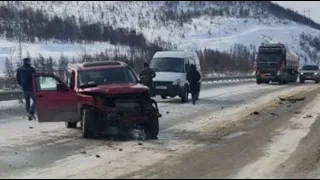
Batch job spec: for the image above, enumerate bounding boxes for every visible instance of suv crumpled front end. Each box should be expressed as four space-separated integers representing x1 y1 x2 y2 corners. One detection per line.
79 83 161 139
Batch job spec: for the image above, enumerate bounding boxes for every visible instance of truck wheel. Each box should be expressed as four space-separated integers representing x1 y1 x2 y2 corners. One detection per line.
161 95 167 99
180 86 189 103
81 109 97 139
65 122 77 129
300 79 305 83
143 107 159 140
316 80 319 84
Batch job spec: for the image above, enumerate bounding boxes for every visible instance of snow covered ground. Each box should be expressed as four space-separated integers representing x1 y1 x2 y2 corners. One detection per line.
0 81 317 179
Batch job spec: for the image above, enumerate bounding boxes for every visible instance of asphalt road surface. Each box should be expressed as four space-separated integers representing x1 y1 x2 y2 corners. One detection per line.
0 81 319 179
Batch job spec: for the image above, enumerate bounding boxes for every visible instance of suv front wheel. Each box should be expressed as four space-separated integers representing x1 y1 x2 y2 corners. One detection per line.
82 109 97 139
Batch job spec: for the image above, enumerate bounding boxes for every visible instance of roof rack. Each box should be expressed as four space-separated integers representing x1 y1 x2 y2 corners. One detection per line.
82 61 121 68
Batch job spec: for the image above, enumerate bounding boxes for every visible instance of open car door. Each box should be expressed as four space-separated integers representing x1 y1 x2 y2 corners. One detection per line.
32 73 78 123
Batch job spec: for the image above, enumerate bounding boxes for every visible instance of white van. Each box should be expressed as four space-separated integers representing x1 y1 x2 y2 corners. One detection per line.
149 51 202 103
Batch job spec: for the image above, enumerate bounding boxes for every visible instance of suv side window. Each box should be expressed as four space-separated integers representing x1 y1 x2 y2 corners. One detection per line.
36 76 60 91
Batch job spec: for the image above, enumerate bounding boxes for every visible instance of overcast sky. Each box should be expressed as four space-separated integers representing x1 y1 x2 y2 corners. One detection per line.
272 1 320 23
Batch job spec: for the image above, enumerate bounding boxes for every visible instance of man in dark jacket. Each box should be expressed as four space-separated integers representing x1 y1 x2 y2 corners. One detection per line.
16 58 37 120
186 64 201 105
139 62 156 96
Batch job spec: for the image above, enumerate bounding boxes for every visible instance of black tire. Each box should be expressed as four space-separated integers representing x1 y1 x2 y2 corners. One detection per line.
161 95 167 99
82 109 97 139
316 80 319 84
300 79 305 83
65 122 77 129
180 86 189 103
143 107 159 140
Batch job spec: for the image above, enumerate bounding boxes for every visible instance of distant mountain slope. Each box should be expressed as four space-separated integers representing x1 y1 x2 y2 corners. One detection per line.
1 1 320 75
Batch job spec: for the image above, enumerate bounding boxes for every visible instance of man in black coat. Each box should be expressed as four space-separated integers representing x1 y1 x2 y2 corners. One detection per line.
139 62 156 96
16 58 37 120
186 64 201 105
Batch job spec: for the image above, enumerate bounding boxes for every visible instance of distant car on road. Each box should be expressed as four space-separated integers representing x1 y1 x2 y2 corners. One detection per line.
299 65 320 83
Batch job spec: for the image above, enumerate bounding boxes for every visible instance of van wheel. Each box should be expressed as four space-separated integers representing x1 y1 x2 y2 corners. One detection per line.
161 95 167 99
82 109 97 139
180 86 189 103
65 122 77 129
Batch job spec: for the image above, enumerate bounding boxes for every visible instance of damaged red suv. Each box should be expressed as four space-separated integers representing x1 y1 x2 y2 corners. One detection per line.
32 61 161 139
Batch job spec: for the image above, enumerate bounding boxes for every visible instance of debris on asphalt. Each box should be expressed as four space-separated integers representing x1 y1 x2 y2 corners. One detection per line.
294 111 301 114
81 151 86 154
221 107 224 109
119 149 123 151
138 142 143 146
287 105 291 107
251 111 259 115
304 115 313 118
96 155 100 158
166 111 169 114
29 126 33 129
270 112 277 116
279 96 305 102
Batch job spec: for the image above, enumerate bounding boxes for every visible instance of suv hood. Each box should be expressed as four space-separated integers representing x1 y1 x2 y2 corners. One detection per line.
78 83 149 94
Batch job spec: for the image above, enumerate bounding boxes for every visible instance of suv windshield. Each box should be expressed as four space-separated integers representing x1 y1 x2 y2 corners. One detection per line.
78 67 138 87
150 57 185 73
302 65 319 71
257 53 283 62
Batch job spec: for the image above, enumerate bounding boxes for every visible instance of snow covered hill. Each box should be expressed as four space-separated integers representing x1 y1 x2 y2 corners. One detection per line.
0 1 320 73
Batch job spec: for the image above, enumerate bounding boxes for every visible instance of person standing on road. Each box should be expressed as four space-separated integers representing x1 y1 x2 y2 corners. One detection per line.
16 58 37 121
187 64 201 105
139 62 156 96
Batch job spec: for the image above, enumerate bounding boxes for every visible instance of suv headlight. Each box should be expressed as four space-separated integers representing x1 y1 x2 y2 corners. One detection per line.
172 79 181 85
300 72 304 75
315 72 318 75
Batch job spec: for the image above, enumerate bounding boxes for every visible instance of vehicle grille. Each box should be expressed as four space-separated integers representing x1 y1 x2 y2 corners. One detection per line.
303 73 314 76
154 81 173 86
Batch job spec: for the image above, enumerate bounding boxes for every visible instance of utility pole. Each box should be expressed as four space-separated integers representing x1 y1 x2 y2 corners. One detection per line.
217 18 221 43
303 8 311 26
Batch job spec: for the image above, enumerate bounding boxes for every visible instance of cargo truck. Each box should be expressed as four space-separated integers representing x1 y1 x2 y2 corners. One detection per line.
255 42 299 85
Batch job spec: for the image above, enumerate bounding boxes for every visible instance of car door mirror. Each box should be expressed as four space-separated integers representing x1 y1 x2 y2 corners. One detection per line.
57 83 69 92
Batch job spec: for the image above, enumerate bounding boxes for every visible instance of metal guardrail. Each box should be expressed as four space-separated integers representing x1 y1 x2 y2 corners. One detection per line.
0 75 256 101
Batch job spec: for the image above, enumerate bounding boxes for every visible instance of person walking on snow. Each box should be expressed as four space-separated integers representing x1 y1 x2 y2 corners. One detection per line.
139 62 156 96
16 58 37 121
186 64 201 105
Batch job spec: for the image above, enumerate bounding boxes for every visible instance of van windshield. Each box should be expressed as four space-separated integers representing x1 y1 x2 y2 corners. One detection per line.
150 57 185 73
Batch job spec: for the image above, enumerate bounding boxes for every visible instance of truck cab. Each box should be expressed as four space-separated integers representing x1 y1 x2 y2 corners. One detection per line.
255 43 299 85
